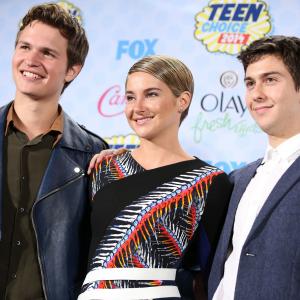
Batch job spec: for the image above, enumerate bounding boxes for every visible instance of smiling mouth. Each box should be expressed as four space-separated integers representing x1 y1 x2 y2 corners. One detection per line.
22 71 43 80
134 117 153 125
253 105 273 112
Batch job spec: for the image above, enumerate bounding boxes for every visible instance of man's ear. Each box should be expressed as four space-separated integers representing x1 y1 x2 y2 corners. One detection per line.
65 64 82 83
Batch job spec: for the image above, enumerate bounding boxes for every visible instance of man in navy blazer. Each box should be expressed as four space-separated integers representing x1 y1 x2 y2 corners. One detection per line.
208 35 300 300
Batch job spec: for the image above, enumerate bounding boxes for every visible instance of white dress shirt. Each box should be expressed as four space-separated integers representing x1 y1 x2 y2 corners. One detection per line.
213 133 300 300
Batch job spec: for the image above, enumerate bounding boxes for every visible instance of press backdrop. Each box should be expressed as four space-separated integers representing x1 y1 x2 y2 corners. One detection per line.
1 0 300 173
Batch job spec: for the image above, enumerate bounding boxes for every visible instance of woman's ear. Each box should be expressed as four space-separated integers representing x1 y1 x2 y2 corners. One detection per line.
177 91 191 113
65 64 82 83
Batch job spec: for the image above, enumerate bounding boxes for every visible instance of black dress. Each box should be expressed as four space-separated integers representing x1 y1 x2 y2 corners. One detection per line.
79 151 232 300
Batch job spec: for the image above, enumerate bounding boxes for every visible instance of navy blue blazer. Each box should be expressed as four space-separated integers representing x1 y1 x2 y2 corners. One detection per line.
208 158 300 300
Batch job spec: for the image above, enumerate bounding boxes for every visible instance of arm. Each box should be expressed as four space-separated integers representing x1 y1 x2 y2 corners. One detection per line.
177 172 233 299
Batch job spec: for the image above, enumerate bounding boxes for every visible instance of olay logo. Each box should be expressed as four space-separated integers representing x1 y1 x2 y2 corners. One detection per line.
97 85 125 117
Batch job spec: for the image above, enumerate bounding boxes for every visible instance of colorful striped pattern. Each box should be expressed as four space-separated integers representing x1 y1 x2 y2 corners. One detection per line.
84 151 222 292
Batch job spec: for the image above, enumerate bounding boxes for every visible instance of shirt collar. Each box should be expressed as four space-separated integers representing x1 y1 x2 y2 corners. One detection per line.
263 133 300 164
5 102 64 146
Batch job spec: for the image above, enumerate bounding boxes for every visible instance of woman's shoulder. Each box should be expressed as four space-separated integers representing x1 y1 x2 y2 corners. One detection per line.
90 150 145 198
191 157 226 174
190 157 231 189
89 151 130 196
92 150 131 174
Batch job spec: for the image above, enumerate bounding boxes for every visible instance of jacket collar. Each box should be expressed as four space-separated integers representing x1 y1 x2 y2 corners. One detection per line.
58 112 97 154
225 156 300 246
216 159 261 258
0 102 96 239
245 156 300 245
0 103 12 240
229 159 262 220
0 102 94 153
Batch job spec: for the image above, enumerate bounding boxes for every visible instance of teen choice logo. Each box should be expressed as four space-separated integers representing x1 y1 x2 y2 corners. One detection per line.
105 134 140 149
194 0 272 55
57 0 83 25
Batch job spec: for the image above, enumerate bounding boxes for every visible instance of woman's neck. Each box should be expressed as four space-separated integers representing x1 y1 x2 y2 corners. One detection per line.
132 138 194 170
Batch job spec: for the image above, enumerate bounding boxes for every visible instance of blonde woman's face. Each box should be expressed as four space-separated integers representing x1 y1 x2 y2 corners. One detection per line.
125 71 182 142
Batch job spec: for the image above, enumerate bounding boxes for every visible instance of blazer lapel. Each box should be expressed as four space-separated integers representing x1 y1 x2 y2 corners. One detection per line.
218 160 261 257
0 104 11 239
245 156 300 242
35 146 85 201
36 112 93 201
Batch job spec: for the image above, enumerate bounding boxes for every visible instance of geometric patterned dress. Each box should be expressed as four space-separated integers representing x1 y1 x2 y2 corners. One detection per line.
79 151 232 299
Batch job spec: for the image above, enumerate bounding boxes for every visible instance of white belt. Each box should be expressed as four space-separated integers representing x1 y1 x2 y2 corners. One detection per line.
78 286 180 300
83 268 177 285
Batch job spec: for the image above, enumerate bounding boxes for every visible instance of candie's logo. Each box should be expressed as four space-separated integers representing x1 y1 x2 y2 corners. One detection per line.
98 85 125 117
194 0 271 55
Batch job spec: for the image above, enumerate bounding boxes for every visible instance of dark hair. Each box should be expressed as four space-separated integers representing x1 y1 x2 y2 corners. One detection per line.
238 35 300 91
127 55 194 124
16 3 89 91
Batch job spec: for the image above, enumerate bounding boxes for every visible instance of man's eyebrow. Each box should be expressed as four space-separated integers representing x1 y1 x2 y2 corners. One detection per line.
244 71 282 82
16 40 29 46
40 47 60 55
17 40 60 55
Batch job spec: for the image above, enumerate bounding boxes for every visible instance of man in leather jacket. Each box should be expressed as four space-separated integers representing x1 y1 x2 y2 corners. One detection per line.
0 3 108 299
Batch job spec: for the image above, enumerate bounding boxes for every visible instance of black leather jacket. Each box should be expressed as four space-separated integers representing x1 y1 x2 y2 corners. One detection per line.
0 103 108 299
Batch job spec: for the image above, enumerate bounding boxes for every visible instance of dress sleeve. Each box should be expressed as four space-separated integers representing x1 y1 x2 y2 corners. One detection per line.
176 171 233 298
201 172 233 264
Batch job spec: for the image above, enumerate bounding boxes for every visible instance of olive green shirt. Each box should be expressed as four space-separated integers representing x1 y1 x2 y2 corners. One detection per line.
0 104 63 300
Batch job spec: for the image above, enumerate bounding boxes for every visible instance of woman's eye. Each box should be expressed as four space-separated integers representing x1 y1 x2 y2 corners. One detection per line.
147 92 158 97
126 96 134 102
19 44 29 50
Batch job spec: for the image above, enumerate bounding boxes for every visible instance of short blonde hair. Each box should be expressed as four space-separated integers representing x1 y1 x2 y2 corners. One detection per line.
127 55 194 124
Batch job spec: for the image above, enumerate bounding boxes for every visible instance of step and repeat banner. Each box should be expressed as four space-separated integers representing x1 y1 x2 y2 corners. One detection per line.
1 0 300 173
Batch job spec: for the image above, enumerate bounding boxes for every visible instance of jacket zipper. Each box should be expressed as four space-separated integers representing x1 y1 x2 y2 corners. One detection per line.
31 171 85 299
38 172 85 201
